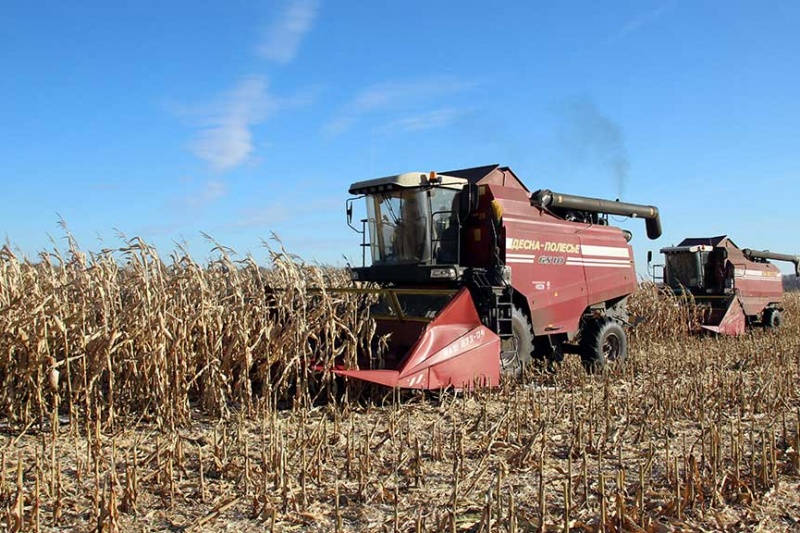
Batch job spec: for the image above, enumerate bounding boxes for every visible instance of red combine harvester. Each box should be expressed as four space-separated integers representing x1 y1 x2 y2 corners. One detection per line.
332 164 661 390
656 236 799 335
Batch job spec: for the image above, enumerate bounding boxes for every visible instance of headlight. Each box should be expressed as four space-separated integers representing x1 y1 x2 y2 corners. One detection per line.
430 268 456 279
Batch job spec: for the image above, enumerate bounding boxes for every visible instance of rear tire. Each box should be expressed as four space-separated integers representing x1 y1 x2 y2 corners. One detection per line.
500 306 534 379
763 308 782 329
580 318 627 373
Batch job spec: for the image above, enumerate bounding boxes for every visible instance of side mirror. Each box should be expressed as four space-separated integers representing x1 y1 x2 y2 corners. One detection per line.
647 250 652 264
346 201 353 225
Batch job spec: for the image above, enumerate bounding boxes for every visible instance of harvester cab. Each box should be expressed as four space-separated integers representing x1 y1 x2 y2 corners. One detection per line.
660 242 730 296
335 164 662 390
347 170 476 284
660 236 798 335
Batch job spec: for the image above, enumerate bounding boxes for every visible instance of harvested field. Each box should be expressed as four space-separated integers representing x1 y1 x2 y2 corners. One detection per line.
1 238 799 532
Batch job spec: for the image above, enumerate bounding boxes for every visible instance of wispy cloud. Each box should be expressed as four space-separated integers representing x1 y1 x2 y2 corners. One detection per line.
139 178 229 241
387 108 465 132
324 77 473 136
610 2 674 43
230 205 293 228
229 195 340 229
135 222 183 238
188 76 274 171
186 179 228 207
173 0 321 171
257 0 320 64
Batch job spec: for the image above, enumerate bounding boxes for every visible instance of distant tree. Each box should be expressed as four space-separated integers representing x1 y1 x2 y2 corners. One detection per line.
783 275 800 292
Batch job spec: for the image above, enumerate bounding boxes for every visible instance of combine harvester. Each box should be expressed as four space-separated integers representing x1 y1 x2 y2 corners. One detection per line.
656 236 799 335
329 164 661 390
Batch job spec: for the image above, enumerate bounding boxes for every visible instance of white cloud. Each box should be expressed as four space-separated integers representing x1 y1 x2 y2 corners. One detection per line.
174 0 321 171
324 77 473 136
191 125 252 171
188 76 274 171
257 0 320 64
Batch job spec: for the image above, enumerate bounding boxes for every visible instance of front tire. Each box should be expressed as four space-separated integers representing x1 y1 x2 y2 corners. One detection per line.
763 308 782 329
500 306 534 379
580 318 627 373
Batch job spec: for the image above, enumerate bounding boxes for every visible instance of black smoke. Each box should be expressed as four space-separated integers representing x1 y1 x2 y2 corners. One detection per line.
552 98 630 199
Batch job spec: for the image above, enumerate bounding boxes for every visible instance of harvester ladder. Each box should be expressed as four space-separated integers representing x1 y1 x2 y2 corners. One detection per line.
468 269 514 341
495 289 518 376
496 288 514 338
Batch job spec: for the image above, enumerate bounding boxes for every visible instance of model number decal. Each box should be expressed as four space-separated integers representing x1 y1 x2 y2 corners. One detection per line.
440 328 486 358
538 255 565 265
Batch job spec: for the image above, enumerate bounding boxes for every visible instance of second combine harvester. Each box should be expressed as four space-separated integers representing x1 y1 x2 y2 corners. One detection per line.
656 236 799 335
330 164 661 390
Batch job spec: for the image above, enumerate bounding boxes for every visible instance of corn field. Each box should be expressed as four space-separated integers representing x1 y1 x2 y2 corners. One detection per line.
1 237 799 532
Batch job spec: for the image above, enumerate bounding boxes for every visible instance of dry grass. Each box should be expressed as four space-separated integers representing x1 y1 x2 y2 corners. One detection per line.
1 237 799 532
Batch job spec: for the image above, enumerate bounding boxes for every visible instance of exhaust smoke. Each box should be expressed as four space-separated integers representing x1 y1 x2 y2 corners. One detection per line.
554 98 630 199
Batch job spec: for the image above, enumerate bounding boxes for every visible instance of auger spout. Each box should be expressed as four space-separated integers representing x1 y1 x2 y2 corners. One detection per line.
531 189 662 239
743 249 800 277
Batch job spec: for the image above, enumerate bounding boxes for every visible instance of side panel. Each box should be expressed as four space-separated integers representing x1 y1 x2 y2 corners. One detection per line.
462 183 638 336
578 230 638 308
733 262 783 315
502 213 589 336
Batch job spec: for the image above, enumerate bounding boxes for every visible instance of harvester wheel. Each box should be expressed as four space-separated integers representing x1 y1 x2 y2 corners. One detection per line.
763 308 782 329
500 306 534 378
580 318 627 373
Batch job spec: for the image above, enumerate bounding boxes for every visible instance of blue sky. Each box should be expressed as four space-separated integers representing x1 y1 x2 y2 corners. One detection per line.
2 1 799 275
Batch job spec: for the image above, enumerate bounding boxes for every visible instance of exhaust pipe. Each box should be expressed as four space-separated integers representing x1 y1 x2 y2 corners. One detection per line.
531 190 662 240
743 249 800 277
